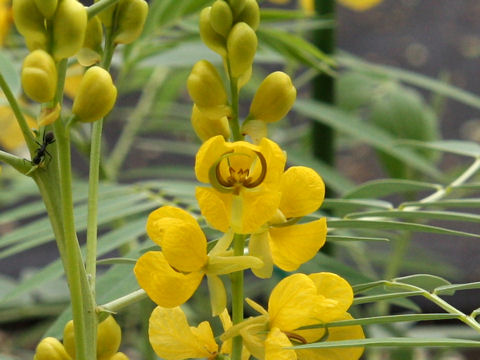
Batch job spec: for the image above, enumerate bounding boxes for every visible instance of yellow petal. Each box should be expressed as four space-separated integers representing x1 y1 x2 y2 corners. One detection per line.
258 137 286 186
249 231 274 279
279 166 325 218
299 0 314 14
268 273 318 331
245 297 268 316
146 206 198 247
269 218 327 272
207 274 227 316
149 306 218 360
238 188 282 234
265 327 297 360
196 186 232 232
195 135 231 184
0 105 36 151
206 255 263 274
162 220 208 272
337 0 382 11
296 313 365 360
308 272 354 322
134 251 204 307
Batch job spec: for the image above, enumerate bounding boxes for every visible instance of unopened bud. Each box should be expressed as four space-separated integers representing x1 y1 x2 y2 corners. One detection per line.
228 0 246 16
227 22 257 78
21 49 57 103
187 60 228 112
52 0 87 61
34 337 70 360
191 105 230 142
210 1 233 38
249 71 296 123
199 7 226 57
97 316 122 359
235 0 260 31
72 66 117 123
77 16 103 66
95 0 115 27
12 0 47 50
34 0 58 19
114 0 148 45
109 353 129 360
62 320 75 358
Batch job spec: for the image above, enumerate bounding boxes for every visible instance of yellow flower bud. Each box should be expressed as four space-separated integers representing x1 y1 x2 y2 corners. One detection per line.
95 0 115 27
109 353 129 360
235 0 260 31
21 49 57 103
187 60 228 115
77 16 103 66
62 320 75 358
191 104 230 142
249 71 296 123
113 0 148 45
227 22 257 78
210 0 233 38
34 337 71 360
97 316 122 360
72 66 117 123
228 0 246 16
199 6 226 57
12 0 47 50
34 0 57 19
52 0 87 61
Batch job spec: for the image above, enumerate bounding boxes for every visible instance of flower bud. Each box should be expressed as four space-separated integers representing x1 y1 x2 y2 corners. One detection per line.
21 49 57 103
109 353 129 360
97 316 122 359
34 0 58 19
95 0 115 27
113 0 149 45
187 60 228 114
210 0 233 38
62 320 75 358
52 0 87 61
235 0 260 31
191 104 230 142
227 22 257 78
77 16 103 66
34 337 70 360
199 7 226 57
72 66 117 123
249 71 296 123
12 0 47 50
228 0 246 16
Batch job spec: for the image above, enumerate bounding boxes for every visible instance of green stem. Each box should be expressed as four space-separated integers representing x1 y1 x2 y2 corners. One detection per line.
87 0 120 19
230 234 246 360
0 74 36 151
100 289 148 313
226 60 242 141
0 150 31 174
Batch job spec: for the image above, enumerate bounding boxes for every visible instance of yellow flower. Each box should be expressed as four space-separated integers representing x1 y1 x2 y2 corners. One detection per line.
268 0 382 13
64 63 85 99
195 135 286 234
0 0 12 46
249 166 327 278
222 272 365 360
0 102 36 151
134 206 262 314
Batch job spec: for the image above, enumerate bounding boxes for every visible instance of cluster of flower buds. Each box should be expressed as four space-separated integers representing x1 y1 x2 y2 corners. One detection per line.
34 316 129 360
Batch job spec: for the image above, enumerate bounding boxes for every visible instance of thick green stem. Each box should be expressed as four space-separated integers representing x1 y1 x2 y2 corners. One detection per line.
87 0 120 19
0 74 36 151
230 234 246 360
226 60 242 142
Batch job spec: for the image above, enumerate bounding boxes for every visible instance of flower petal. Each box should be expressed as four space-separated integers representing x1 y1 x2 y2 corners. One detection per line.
269 218 327 272
238 188 281 234
268 273 318 331
195 135 231 183
146 206 198 247
149 306 218 360
279 166 325 218
207 274 227 316
258 137 286 186
265 327 297 360
162 219 208 272
296 313 365 360
308 272 354 322
249 231 274 279
134 251 203 307
196 186 232 232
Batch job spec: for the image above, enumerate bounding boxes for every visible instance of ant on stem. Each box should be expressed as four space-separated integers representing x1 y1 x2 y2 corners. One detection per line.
25 132 55 175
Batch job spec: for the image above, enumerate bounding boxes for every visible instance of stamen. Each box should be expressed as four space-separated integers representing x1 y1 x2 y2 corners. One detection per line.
283 331 307 344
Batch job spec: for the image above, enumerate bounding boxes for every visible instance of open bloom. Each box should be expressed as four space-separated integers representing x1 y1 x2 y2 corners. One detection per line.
249 166 327 278
268 0 382 13
134 206 262 315
195 135 286 234
222 272 364 360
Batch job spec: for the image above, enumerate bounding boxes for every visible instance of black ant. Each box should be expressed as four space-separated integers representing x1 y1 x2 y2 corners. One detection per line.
26 132 55 174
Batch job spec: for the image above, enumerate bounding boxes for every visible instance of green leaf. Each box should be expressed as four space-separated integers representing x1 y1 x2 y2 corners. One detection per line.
353 291 424 305
96 257 137 265
293 337 480 349
434 282 480 296
346 210 480 223
326 235 389 242
400 198 480 209
399 140 480 157
327 219 480 238
323 198 393 211
394 274 451 293
294 100 443 180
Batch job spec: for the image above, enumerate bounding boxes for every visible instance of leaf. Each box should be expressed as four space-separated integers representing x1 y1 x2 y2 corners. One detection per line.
353 291 425 305
323 198 393 211
294 99 443 180
326 235 389 242
400 199 480 209
327 219 480 238
394 274 451 293
346 210 480 223
399 140 480 157
292 337 480 349
434 282 480 296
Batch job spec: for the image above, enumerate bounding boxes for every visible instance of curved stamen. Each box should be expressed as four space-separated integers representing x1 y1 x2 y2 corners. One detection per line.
243 151 267 189
283 331 307 344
